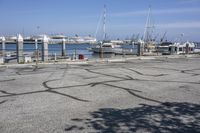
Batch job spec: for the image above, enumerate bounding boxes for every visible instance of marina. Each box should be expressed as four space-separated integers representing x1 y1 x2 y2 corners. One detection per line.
0 34 199 64
0 4 199 64
0 35 140 64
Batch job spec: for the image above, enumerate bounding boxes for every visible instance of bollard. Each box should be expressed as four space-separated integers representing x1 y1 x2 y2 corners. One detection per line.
16 34 24 63
62 38 66 56
72 48 77 60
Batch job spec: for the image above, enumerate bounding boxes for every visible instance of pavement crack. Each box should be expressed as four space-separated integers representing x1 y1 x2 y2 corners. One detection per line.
0 79 15 82
42 79 60 90
47 90 90 102
125 68 168 77
0 90 16 95
0 100 8 105
88 79 129 87
43 79 90 90
103 83 142 93
103 83 162 104
42 79 90 102
85 69 128 80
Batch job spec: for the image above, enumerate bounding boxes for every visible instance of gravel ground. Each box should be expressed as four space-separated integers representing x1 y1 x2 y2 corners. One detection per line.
0 57 200 133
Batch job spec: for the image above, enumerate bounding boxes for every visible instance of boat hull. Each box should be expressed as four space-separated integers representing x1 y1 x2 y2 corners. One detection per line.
91 47 136 55
91 47 123 53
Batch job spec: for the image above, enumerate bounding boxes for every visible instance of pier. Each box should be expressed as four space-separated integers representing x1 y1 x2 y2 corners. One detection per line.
0 34 142 64
0 34 79 63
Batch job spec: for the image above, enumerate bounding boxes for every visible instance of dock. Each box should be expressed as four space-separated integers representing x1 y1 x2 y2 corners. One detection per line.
0 35 73 63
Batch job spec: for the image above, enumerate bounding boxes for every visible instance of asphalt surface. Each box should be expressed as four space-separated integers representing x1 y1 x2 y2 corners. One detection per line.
0 57 200 133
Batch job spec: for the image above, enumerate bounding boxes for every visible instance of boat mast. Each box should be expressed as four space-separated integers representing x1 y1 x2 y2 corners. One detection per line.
144 6 151 45
100 5 106 59
103 4 106 41
95 12 103 40
143 6 154 50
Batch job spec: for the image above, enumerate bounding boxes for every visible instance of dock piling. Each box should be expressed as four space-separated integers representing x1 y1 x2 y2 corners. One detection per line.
1 37 6 57
62 38 66 56
42 35 49 62
16 34 24 63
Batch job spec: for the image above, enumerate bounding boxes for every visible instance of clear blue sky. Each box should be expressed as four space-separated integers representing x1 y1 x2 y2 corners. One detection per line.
0 0 200 41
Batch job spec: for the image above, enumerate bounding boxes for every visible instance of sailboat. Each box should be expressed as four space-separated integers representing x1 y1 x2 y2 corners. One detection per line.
143 6 156 52
91 5 123 54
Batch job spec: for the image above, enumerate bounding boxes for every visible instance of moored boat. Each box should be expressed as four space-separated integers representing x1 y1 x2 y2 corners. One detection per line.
91 42 122 53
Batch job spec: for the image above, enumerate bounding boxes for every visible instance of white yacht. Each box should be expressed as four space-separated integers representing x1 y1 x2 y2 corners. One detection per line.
157 41 195 55
91 42 122 53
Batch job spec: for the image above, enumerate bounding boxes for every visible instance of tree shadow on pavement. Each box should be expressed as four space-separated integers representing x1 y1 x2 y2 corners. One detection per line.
65 102 200 133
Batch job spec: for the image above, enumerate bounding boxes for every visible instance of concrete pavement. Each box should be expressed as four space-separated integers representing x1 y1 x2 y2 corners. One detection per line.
0 56 200 132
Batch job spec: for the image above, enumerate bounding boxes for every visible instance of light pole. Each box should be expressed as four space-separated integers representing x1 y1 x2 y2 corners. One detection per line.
35 39 39 67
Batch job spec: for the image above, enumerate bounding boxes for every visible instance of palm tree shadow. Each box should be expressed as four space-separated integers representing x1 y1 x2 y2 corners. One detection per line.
65 102 200 133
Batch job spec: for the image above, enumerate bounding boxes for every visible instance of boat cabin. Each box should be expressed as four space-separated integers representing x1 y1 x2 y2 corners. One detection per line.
157 42 173 55
174 41 195 54
157 41 195 55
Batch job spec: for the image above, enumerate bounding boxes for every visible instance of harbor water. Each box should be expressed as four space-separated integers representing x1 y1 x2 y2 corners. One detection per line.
3 43 138 59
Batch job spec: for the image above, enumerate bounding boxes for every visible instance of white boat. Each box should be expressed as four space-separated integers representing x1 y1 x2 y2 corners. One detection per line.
174 41 195 54
90 5 124 54
91 42 122 53
90 5 138 55
157 41 195 55
91 42 138 55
